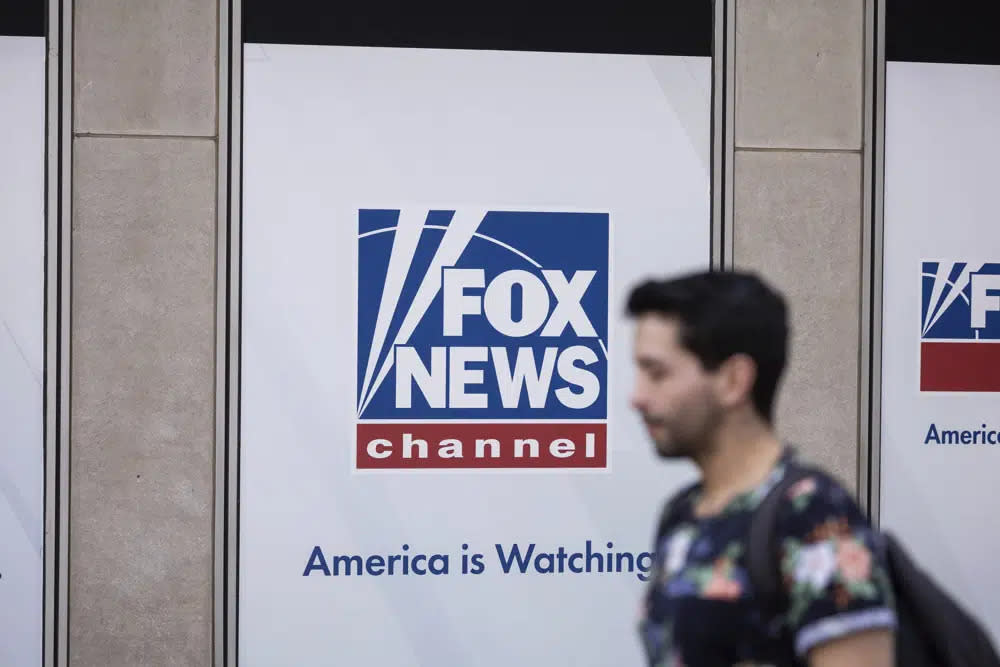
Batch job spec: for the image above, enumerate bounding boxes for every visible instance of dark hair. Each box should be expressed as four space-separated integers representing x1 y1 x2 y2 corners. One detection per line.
626 269 789 422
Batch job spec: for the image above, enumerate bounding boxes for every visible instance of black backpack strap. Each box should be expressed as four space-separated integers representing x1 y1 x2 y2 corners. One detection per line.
747 461 817 617
654 482 699 548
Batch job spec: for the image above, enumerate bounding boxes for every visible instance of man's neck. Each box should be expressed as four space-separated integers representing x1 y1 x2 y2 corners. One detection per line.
692 417 784 517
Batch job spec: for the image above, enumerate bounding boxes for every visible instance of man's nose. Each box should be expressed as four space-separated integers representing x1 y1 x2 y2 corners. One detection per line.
630 384 646 412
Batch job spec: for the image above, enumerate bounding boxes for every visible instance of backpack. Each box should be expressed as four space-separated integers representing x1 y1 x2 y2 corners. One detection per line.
746 462 1000 667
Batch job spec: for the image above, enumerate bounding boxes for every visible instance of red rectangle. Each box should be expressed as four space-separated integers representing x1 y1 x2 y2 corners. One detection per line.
356 423 607 469
921 341 1000 391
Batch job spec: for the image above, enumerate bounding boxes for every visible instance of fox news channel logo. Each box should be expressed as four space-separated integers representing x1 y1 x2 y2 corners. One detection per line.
920 261 1000 392
355 208 610 470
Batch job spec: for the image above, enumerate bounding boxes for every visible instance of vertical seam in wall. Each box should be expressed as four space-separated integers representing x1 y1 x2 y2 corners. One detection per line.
44 0 64 663
214 0 230 663
724 0 736 269
215 0 222 140
868 0 887 527
858 0 876 508
60 0 73 659
227 0 243 662
711 0 723 269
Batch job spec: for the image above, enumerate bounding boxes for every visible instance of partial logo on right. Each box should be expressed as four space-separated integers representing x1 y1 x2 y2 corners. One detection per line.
920 261 1000 392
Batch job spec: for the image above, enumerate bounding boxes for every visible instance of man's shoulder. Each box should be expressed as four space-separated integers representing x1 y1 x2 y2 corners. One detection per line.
772 458 873 531
654 480 701 538
669 478 702 504
778 459 856 500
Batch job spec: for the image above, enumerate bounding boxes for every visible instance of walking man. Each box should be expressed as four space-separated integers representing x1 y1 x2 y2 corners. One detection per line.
629 270 896 666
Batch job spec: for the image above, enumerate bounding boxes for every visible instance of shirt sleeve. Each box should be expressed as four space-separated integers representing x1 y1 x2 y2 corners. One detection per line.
774 471 897 657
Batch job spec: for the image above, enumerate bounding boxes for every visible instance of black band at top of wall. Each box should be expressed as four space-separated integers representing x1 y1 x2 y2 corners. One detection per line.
0 0 45 37
887 0 1000 65
243 0 712 57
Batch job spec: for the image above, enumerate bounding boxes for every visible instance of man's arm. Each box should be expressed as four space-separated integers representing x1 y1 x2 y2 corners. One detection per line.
808 628 894 667
773 470 897 664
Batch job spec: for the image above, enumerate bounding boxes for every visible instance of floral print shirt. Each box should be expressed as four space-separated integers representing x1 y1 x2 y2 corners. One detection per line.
638 452 896 666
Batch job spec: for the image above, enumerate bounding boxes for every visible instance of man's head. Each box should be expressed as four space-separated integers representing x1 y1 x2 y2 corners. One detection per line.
626 270 788 459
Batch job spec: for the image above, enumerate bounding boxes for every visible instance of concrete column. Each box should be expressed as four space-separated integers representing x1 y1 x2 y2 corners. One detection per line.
70 0 218 664
732 0 867 488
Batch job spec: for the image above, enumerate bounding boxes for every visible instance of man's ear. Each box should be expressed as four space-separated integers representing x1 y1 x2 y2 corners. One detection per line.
716 354 757 409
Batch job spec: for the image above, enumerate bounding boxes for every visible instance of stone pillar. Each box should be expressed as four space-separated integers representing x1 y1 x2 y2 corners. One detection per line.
732 0 867 489
69 0 218 663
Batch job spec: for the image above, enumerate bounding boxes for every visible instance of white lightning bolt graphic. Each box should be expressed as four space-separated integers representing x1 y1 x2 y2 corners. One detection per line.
357 209 426 413
923 262 971 336
358 208 487 416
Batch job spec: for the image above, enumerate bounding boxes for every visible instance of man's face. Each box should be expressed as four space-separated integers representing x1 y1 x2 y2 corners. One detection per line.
630 314 722 459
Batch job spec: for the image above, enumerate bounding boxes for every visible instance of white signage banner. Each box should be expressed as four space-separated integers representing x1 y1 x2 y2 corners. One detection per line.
881 59 1000 645
0 34 45 667
240 44 711 665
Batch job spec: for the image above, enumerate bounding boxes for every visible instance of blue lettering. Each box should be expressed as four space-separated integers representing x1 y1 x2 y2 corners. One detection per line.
924 423 1000 445
303 542 660 579
615 551 635 574
366 555 385 575
332 555 363 575
303 546 330 576
429 554 449 575
586 540 605 573
555 547 569 572
636 552 654 581
495 543 534 573
469 554 485 574
535 552 555 574
388 554 402 574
